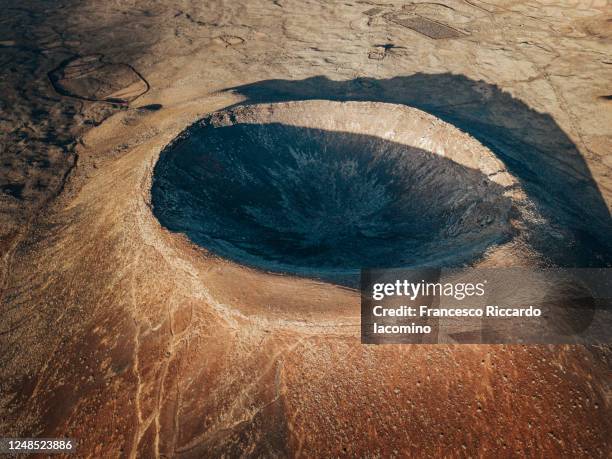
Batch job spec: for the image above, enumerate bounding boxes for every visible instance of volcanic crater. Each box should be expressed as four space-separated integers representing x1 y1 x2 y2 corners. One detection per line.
152 101 523 281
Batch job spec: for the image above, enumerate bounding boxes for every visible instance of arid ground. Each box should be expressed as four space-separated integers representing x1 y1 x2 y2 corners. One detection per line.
0 0 611 457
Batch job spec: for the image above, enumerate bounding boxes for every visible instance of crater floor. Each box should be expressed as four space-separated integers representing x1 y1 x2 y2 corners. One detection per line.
152 102 519 281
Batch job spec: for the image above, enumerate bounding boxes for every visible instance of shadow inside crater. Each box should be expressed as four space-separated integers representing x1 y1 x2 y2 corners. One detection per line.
152 122 514 284
225 74 612 267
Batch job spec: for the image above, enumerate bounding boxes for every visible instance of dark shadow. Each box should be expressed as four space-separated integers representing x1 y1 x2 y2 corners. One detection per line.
152 122 514 286
225 74 612 267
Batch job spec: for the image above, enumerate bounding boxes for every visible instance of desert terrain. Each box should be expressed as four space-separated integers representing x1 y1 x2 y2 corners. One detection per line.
0 0 611 457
